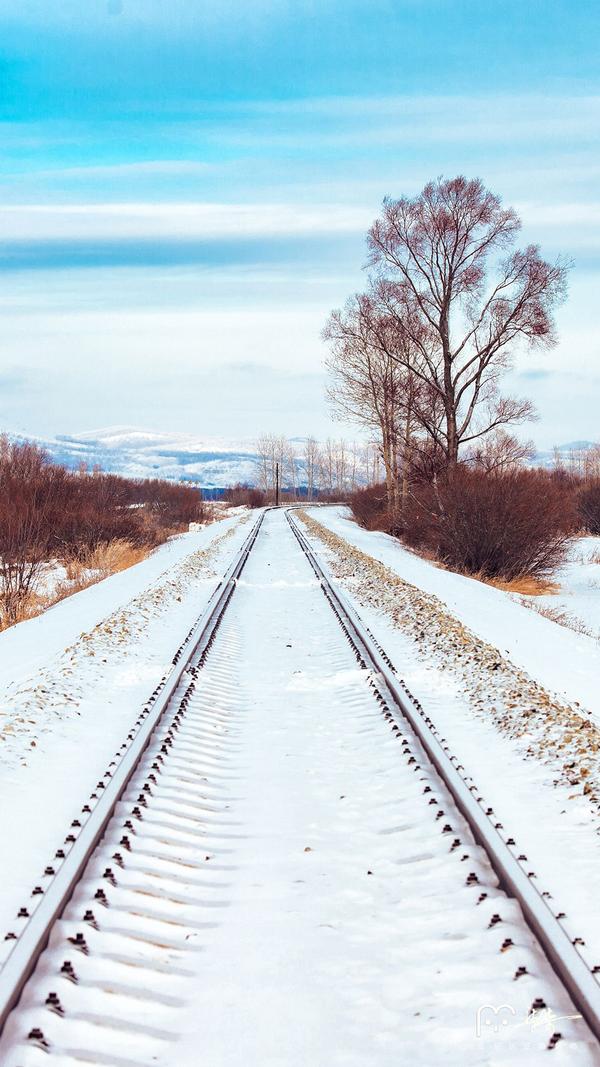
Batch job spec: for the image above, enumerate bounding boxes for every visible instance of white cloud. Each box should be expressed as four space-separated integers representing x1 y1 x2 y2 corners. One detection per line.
0 201 372 241
37 160 215 179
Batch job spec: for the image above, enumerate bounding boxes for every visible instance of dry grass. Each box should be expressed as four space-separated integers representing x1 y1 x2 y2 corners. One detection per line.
53 541 149 602
75 540 148 579
484 574 560 596
51 573 101 606
0 590 47 630
517 598 597 639
1 539 151 630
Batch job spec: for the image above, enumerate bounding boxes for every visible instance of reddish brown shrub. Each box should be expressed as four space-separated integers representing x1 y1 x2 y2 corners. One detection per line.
0 436 206 627
226 484 267 508
349 484 395 532
0 437 68 624
404 466 575 580
577 480 600 534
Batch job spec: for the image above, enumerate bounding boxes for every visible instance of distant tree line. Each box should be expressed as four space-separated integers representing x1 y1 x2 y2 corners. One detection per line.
253 434 382 500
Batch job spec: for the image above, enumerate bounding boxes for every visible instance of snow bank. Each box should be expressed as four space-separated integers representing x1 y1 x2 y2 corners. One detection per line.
309 506 600 720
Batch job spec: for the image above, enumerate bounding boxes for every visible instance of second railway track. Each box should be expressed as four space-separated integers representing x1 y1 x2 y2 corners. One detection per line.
0 507 599 1065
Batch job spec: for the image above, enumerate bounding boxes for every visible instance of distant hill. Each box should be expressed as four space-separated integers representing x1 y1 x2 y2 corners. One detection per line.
13 427 262 488
533 440 597 468
8 427 597 487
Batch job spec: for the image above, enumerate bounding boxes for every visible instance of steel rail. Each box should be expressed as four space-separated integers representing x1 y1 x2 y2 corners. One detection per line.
286 507 600 1045
0 510 266 1036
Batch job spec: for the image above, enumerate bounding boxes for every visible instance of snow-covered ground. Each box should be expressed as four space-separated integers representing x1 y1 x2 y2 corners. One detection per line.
1 509 595 1065
307 507 600 717
300 506 600 985
526 535 600 642
0 510 250 948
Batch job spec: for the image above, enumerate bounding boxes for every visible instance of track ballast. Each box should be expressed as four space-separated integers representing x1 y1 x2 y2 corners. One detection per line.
0 507 598 1065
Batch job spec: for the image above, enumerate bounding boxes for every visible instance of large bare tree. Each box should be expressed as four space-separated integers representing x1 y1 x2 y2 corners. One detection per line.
367 176 568 467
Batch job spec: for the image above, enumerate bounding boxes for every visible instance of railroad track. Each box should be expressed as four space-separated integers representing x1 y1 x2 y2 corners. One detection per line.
0 506 599 1064
0 509 266 1062
287 509 600 1045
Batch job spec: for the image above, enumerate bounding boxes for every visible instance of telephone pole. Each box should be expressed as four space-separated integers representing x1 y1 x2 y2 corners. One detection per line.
275 461 280 506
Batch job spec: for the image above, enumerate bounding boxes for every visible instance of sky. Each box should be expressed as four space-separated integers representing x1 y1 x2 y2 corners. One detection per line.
0 0 599 448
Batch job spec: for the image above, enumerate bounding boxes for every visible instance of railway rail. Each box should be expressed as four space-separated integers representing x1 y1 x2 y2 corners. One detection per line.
286 508 600 1045
0 509 266 1054
0 505 598 1063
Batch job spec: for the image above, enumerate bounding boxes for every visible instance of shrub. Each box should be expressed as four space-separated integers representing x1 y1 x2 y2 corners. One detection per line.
226 484 267 508
577 480 600 534
0 435 206 627
404 466 574 580
349 483 395 532
0 438 68 625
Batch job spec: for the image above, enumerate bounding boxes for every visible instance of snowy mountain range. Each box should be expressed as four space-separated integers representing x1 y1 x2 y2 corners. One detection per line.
16 427 263 489
8 427 598 488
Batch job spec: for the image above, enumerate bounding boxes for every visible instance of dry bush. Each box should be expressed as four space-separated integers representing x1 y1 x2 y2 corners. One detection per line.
404 467 574 581
349 465 575 582
0 435 204 628
226 484 267 508
349 483 395 532
578 480 600 535
0 590 46 631
0 437 69 626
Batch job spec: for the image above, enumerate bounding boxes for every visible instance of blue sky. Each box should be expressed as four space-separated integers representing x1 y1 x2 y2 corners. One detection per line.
0 0 599 445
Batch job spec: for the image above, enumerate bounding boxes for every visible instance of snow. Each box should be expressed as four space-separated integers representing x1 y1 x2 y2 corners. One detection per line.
529 536 600 641
0 516 239 689
2 508 600 1063
309 507 600 721
299 507 600 994
0 510 251 949
110 513 600 1062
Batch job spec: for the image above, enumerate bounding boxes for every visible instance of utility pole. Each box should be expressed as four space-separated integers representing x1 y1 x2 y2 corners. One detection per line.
275 461 280 506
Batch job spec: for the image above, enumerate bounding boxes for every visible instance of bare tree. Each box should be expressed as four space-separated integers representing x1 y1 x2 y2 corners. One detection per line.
304 437 320 500
349 440 361 491
465 429 535 474
254 433 287 497
320 438 336 495
367 176 568 467
583 444 600 481
284 440 300 499
325 298 400 502
324 293 437 515
255 434 273 494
